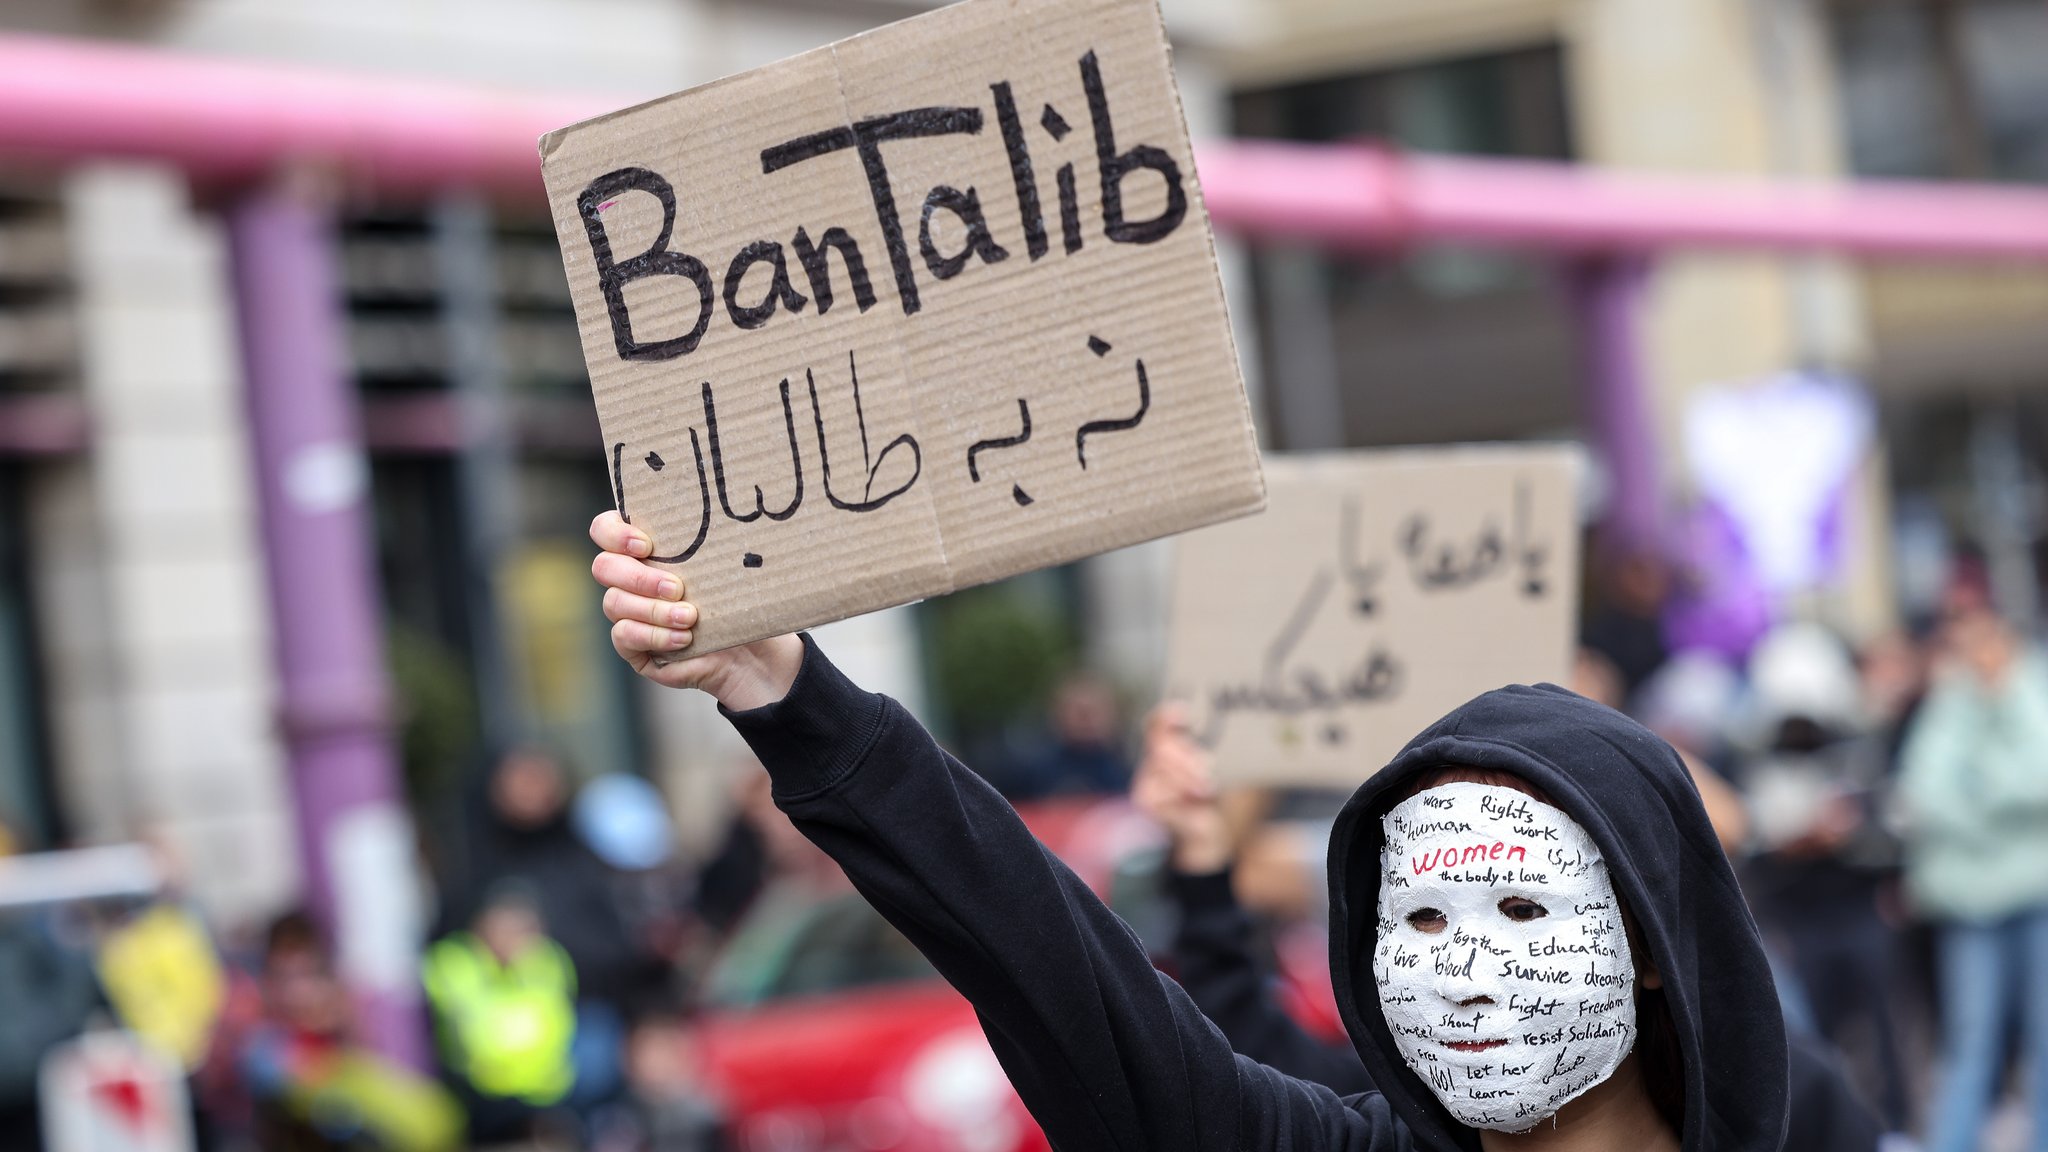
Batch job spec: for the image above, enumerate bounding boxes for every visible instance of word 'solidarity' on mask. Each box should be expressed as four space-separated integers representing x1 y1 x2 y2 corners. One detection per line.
1373 782 1636 1131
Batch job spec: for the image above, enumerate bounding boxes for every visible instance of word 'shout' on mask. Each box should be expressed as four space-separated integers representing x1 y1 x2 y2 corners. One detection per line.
1373 782 1636 1132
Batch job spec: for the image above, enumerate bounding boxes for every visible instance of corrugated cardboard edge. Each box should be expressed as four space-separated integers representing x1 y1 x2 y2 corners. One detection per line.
1147 0 1268 521
1160 440 1585 696
1255 442 1585 480
1160 442 1584 784
540 0 1269 653
537 0 975 161
901 0 1266 629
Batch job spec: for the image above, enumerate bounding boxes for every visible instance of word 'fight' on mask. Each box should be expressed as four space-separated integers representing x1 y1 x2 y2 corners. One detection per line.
1373 782 1636 1131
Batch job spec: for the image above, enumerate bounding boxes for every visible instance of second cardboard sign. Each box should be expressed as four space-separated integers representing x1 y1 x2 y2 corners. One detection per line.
541 0 1264 653
1165 446 1583 786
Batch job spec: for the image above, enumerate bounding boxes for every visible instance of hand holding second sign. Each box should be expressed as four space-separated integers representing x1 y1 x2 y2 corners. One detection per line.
1132 705 1233 874
589 510 804 709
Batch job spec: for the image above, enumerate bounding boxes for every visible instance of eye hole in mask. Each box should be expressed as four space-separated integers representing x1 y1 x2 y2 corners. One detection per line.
1404 907 1446 933
1403 897 1549 934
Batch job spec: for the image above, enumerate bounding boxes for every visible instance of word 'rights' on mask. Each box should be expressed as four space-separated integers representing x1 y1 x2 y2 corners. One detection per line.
1373 782 1636 1131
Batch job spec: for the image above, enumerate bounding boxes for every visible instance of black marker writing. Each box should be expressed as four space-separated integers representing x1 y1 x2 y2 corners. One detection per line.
1192 568 1404 747
809 350 922 512
1057 163 1084 254
609 348 922 569
580 168 714 362
1515 480 1548 597
722 239 808 329
1340 496 1384 615
992 82 1047 261
580 50 1191 360
1399 477 1551 596
1076 336 1150 469
763 106 984 317
790 226 876 316
967 399 1035 507
610 432 711 564
702 378 803 523
919 185 1009 280
1044 100 1083 253
1082 50 1186 244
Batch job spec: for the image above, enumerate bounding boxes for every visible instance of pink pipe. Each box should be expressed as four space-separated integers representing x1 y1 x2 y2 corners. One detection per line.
1197 141 2048 260
0 32 616 197
2 33 2047 257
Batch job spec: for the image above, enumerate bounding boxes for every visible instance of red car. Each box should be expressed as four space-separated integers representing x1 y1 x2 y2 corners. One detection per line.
686 798 1339 1152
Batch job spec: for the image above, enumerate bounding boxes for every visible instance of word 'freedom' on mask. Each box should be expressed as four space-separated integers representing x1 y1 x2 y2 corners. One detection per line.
1373 783 1636 1131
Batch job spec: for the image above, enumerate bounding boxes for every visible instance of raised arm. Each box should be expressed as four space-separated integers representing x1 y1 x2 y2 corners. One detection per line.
588 513 1407 1152
1135 707 1375 1096
1168 869 1377 1097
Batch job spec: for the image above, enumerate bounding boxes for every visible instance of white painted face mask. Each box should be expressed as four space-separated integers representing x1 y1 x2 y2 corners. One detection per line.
1372 782 1636 1132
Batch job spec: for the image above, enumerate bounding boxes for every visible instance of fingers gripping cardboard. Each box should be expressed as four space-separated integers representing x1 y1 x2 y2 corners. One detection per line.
541 0 1264 653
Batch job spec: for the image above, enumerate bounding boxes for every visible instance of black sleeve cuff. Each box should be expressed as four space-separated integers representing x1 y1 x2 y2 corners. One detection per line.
1167 867 1239 914
720 633 888 801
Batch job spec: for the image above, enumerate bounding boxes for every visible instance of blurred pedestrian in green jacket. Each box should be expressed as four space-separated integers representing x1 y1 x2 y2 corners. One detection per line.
1899 592 2048 1152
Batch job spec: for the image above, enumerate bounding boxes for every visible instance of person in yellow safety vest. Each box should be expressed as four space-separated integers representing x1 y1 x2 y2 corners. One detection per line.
97 900 228 1073
421 884 579 1129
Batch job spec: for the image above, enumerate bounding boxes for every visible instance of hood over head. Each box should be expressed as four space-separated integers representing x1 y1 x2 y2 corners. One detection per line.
1328 683 1787 1152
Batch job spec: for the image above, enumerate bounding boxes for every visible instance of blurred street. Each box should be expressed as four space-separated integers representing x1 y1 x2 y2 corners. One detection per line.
2 0 2048 1149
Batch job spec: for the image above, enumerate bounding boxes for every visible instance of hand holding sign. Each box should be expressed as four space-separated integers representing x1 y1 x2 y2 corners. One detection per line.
1131 705 1233 874
589 511 805 710
544 0 1264 654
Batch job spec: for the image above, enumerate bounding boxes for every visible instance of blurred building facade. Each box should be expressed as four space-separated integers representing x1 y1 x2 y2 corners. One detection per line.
0 0 1246 928
0 0 2044 937
1222 0 2048 635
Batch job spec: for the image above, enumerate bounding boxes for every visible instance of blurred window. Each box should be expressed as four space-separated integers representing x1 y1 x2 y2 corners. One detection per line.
344 216 449 394
1232 45 1572 160
349 204 642 814
1832 0 2048 182
1230 47 1582 449
0 180 68 850
0 185 74 394
0 465 53 848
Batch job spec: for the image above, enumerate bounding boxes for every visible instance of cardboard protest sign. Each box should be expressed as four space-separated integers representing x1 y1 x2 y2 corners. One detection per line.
540 0 1264 653
1165 447 1581 785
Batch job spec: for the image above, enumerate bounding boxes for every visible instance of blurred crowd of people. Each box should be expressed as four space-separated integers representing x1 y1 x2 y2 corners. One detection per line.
0 737 824 1152
1113 544 2048 1152
1549 548 2048 1152
8 544 2048 1152
0 646 1149 1152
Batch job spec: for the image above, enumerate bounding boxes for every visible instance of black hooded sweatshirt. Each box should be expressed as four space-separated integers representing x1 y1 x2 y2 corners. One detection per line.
1168 868 1877 1152
728 638 1790 1151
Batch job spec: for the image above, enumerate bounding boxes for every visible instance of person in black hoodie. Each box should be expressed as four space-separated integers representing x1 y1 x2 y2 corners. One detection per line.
1135 703 1882 1152
588 511 1789 1152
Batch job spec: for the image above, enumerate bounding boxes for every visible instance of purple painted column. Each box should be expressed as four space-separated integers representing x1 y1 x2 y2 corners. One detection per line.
228 182 424 1068
1565 255 1661 548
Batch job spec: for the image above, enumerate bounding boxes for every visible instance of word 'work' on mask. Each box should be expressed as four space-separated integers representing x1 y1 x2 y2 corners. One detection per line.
1373 782 1636 1132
